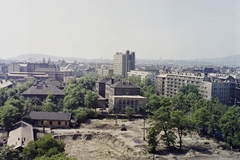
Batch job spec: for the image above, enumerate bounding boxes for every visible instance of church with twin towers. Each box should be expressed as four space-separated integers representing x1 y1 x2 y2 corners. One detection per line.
113 50 135 78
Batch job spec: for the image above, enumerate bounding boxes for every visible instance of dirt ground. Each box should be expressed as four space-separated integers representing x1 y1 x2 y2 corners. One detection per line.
50 119 240 160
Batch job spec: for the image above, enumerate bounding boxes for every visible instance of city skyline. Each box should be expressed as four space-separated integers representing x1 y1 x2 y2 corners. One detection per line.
0 0 239 60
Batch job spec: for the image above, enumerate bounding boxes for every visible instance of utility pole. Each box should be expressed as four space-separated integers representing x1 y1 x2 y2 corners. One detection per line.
143 116 146 140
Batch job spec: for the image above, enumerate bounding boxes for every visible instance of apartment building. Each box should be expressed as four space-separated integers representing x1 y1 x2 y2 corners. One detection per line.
156 73 204 97
127 70 156 85
156 73 236 105
199 76 236 105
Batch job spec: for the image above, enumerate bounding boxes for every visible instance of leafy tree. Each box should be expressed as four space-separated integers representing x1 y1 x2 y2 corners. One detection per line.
22 134 65 160
219 106 240 147
193 106 210 135
17 78 35 93
125 106 135 121
0 145 19 160
149 107 176 151
42 94 57 112
73 108 97 122
205 99 227 135
171 84 202 116
0 105 21 132
146 127 159 153
84 90 99 111
0 88 8 106
171 110 194 150
178 84 199 95
4 97 25 115
127 75 142 86
146 94 161 113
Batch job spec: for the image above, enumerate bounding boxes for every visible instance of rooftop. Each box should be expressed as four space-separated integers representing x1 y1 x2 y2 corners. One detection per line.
29 111 71 121
7 121 34 149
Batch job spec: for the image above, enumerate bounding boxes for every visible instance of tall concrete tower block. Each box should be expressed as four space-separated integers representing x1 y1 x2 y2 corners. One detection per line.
114 50 135 78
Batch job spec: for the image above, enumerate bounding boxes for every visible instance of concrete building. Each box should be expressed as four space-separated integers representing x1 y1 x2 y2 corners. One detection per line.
7 121 34 151
7 62 63 82
96 65 114 76
156 73 204 97
95 78 146 113
114 50 135 78
108 95 147 113
199 76 236 105
127 70 156 85
156 72 236 106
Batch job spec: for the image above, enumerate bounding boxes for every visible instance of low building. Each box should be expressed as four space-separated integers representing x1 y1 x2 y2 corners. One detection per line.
0 79 12 89
29 111 74 129
22 80 65 100
7 121 34 151
108 95 147 113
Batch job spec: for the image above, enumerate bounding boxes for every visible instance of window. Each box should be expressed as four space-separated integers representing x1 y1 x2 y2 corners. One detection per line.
50 121 52 125
58 121 61 125
65 122 68 125
41 121 43 125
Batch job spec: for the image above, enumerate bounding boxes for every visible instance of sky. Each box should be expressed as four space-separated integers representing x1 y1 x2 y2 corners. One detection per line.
0 0 239 60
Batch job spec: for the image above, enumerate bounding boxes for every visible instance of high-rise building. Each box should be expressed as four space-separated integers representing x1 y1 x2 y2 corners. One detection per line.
114 50 135 78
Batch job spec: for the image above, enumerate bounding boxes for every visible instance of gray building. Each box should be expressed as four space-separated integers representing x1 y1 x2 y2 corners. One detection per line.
114 50 135 78
156 73 236 106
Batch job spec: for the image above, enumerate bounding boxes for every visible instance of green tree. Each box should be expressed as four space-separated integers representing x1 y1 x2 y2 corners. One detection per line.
219 106 240 147
127 75 142 86
23 134 65 160
125 106 135 121
193 106 210 135
0 145 19 160
17 78 35 93
206 99 227 135
0 105 21 132
42 94 57 112
146 127 159 153
73 108 97 123
0 88 8 106
178 84 199 95
146 94 161 113
84 90 99 111
149 107 176 151
171 110 194 150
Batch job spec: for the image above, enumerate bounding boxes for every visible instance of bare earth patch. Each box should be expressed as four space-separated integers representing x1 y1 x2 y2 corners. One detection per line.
50 119 240 160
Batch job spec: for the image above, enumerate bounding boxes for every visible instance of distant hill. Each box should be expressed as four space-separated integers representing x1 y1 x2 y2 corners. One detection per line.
5 54 112 63
6 54 85 62
203 54 240 67
4 53 240 67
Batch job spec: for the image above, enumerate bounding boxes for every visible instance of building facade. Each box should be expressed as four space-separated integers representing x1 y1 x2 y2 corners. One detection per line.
114 50 135 78
127 70 156 85
156 73 236 106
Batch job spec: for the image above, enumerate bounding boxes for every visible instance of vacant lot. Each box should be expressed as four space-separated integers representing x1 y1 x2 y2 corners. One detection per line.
50 119 240 160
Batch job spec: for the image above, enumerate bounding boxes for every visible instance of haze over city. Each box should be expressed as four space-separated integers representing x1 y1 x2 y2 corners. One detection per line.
0 0 239 60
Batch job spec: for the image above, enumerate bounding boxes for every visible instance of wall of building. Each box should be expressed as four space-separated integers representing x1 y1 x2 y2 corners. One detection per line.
35 120 69 128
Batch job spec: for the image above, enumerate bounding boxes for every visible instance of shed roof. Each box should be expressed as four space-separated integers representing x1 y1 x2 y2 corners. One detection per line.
29 111 71 121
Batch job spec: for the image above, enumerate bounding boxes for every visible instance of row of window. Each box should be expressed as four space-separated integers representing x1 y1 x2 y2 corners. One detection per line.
41 121 68 125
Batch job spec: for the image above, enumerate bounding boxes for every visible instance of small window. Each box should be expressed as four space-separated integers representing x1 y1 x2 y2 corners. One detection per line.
41 121 43 125
50 121 52 125
58 121 61 125
65 122 67 125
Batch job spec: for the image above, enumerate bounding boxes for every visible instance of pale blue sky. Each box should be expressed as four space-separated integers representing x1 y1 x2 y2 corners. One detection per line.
0 0 239 60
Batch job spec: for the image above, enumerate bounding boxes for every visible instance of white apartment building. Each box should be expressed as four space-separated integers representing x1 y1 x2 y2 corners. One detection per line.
127 70 156 85
156 73 236 106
